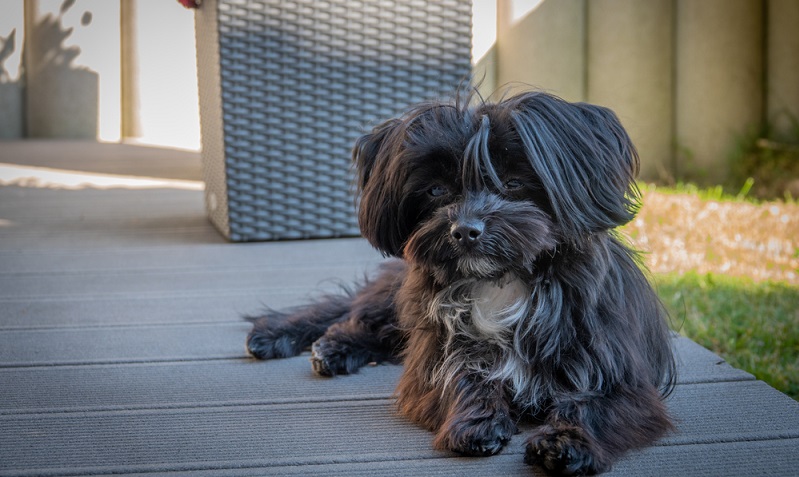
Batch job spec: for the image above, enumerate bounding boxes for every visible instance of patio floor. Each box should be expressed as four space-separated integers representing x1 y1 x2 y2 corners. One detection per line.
1 141 798 476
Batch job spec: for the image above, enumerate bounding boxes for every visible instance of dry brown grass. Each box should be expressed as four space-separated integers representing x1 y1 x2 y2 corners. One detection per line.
624 190 799 285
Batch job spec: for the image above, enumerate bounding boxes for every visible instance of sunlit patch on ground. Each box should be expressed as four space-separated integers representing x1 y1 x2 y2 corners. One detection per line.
0 163 204 191
625 190 799 285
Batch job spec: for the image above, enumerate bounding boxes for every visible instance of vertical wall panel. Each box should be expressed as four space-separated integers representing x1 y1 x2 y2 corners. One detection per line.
120 0 141 140
767 0 799 141
587 0 675 182
123 0 200 150
472 0 498 99
675 0 764 184
496 0 586 102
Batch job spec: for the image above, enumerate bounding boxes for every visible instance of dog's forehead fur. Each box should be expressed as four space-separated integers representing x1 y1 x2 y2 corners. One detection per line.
398 100 529 189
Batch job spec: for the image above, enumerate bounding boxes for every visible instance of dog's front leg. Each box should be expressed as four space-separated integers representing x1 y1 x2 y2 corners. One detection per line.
433 374 517 457
524 385 672 475
309 260 406 376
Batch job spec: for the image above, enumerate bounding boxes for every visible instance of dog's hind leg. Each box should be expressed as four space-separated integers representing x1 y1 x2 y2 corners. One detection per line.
309 260 407 376
246 260 407 370
309 309 403 376
245 293 354 360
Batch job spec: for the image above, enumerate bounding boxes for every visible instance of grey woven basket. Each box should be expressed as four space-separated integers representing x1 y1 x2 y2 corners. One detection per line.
195 0 473 242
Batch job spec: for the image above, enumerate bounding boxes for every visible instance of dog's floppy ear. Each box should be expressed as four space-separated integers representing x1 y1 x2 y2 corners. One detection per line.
510 92 641 237
353 119 401 193
352 118 405 256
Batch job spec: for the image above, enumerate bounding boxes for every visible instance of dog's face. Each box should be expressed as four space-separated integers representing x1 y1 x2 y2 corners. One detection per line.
353 92 641 283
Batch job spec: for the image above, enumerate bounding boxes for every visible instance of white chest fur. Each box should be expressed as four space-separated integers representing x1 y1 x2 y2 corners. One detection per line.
428 276 536 401
429 276 530 341
432 277 528 356
469 278 530 341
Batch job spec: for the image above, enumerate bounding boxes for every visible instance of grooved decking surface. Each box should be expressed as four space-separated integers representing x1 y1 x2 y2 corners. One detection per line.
1 141 797 476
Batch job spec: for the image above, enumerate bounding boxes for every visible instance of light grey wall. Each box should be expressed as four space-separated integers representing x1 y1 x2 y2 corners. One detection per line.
496 0 585 102
24 0 120 140
2 0 197 148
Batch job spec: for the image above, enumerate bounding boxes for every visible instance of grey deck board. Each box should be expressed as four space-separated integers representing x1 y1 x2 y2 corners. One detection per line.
1 382 797 476
0 338 751 415
94 439 799 477
0 359 402 414
0 293 305 329
1 141 797 476
0 239 381 273
0 264 379 301
0 322 251 366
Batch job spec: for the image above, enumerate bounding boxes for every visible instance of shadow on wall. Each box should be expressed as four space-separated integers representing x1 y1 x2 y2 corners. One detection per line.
26 0 98 138
0 28 24 138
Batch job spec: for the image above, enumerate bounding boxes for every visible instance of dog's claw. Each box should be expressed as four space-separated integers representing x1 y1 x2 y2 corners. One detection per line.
524 424 610 476
436 412 516 457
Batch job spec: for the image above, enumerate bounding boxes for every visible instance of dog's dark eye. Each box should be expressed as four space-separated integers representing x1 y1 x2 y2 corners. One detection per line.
503 179 524 191
428 185 449 197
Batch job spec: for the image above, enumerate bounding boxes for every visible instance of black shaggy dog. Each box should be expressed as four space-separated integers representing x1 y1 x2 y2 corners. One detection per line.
246 91 676 475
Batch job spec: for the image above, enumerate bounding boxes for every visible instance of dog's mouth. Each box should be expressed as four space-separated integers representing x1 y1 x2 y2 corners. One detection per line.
454 254 508 281
410 226 541 283
413 242 514 285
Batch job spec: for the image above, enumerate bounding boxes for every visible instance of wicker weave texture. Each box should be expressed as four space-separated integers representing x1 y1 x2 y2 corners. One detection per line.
197 0 472 241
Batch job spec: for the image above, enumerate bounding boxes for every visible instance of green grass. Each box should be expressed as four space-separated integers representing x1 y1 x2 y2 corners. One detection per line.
655 271 799 400
639 179 789 204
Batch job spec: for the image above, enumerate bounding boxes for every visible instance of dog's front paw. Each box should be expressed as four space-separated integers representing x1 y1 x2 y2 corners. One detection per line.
435 411 516 457
524 424 609 476
246 328 300 360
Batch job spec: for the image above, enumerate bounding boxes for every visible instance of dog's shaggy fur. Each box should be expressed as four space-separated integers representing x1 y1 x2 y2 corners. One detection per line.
246 91 676 475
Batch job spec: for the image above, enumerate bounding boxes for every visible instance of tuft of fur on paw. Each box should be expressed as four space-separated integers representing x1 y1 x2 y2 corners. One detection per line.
524 424 610 476
435 412 517 457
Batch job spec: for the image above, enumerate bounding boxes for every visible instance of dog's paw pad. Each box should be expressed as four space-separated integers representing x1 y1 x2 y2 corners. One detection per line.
524 425 609 476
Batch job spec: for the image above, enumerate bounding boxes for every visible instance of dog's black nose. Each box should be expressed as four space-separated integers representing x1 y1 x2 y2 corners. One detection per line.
450 220 484 247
